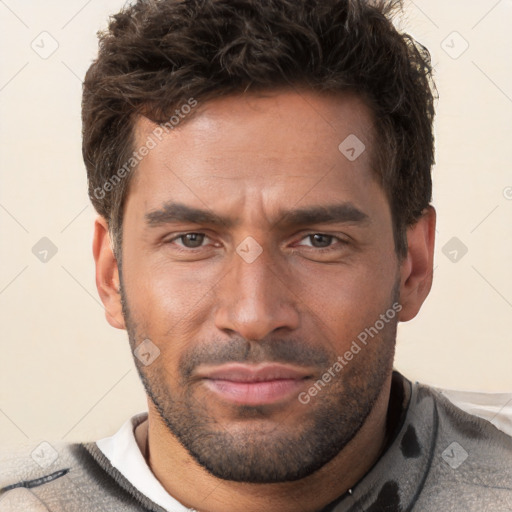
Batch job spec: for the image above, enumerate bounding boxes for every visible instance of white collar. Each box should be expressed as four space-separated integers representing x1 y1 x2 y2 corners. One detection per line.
96 412 193 512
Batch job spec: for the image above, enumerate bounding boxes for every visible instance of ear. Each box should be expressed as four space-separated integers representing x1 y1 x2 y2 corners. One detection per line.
92 216 126 330
398 206 436 322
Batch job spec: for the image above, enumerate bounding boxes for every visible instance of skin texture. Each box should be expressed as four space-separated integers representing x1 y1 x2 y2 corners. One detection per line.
93 89 436 512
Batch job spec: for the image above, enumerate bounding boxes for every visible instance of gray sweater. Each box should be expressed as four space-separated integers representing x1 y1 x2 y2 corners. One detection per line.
1 373 512 511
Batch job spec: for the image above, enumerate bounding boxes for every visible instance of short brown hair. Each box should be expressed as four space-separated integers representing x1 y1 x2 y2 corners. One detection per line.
82 0 437 263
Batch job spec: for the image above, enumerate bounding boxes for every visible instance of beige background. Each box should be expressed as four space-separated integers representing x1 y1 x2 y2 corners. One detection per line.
0 0 511 450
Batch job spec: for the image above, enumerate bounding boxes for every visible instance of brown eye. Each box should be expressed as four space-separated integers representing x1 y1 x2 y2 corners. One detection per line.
178 233 206 248
308 234 333 248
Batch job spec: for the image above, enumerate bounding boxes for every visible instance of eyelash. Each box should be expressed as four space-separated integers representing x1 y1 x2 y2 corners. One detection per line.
165 232 348 254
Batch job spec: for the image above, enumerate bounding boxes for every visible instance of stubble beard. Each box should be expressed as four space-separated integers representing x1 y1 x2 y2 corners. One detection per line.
119 277 398 483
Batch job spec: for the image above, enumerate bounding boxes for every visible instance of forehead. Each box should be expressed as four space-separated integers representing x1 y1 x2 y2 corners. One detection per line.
126 89 382 217
134 89 376 164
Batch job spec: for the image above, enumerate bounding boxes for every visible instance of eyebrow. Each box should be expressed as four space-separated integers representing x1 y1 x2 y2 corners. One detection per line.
144 201 370 230
276 203 369 229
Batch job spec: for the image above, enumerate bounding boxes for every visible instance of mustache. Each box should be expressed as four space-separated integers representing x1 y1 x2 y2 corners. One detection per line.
179 337 333 379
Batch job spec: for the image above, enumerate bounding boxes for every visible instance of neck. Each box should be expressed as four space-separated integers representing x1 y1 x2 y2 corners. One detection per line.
136 375 393 512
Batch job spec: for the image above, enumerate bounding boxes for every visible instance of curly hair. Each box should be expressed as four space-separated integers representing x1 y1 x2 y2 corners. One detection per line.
82 0 437 263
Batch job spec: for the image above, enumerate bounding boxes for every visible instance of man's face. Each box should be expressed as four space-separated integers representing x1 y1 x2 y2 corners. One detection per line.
119 90 401 483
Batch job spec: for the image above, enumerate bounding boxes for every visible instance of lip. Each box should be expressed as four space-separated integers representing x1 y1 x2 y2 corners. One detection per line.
197 363 311 382
197 363 312 406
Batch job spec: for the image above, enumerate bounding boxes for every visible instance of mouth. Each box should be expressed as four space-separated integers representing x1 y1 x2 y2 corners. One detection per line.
196 363 312 406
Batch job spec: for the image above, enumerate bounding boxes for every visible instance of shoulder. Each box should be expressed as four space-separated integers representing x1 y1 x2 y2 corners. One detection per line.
0 440 154 511
418 382 512 456
0 440 165 511
0 441 84 510
0 440 84 486
414 382 512 509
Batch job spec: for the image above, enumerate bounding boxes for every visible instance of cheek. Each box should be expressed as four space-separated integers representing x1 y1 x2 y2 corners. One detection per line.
123 256 219 349
147 260 221 310
288 256 398 344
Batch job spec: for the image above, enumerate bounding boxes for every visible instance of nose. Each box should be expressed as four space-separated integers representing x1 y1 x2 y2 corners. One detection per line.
213 244 300 341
